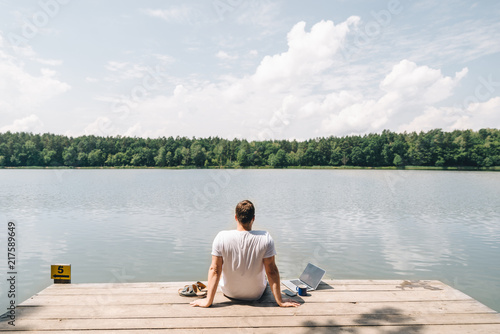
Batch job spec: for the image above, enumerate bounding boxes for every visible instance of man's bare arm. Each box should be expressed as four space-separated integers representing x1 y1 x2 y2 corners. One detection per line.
190 255 223 308
263 256 300 307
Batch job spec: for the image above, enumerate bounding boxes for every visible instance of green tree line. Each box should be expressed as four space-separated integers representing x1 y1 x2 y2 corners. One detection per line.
0 128 499 168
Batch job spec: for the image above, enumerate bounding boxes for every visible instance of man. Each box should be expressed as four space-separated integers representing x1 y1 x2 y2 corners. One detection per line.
190 200 300 308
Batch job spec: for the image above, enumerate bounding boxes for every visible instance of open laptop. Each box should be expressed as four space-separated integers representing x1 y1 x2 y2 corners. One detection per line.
282 263 326 292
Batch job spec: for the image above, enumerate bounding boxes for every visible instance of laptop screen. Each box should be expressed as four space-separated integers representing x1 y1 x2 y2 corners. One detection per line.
299 263 326 289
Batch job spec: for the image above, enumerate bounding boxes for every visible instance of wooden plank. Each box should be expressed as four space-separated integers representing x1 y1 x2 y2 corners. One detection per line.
2 280 498 333
8 300 497 320
4 325 500 334
36 285 437 295
38 281 450 295
20 289 473 307
41 281 190 289
2 314 500 331
39 280 446 290
3 313 500 330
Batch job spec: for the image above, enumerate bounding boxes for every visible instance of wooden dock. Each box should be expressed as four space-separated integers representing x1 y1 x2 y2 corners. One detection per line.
2 280 500 333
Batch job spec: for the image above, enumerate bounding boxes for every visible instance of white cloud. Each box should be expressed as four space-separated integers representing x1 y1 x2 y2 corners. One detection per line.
152 53 175 64
380 59 468 104
216 50 237 60
142 6 203 25
85 77 99 83
173 84 186 96
0 56 70 113
124 123 143 137
84 117 116 136
106 61 129 71
402 13 500 65
35 58 63 66
402 97 500 132
143 8 187 21
399 106 457 133
0 31 70 118
76 17 493 140
454 97 500 129
103 58 172 85
10 44 62 66
104 61 149 82
234 1 283 30
108 19 363 138
0 114 43 133
320 60 468 135
252 18 360 86
320 93 397 135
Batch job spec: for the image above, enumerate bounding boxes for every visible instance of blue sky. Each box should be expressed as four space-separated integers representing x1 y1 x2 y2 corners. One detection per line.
0 0 499 140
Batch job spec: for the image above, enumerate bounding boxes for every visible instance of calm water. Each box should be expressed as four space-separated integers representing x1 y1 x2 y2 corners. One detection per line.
1 169 499 311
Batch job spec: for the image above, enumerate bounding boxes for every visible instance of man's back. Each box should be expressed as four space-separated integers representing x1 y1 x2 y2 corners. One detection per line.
190 200 299 308
212 230 276 300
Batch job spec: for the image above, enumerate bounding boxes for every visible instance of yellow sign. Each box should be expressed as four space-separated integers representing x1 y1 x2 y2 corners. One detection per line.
51 264 71 280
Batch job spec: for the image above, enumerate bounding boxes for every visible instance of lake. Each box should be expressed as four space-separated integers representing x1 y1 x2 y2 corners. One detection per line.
1 169 499 312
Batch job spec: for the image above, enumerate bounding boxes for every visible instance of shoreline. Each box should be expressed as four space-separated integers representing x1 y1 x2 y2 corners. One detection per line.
1 165 499 171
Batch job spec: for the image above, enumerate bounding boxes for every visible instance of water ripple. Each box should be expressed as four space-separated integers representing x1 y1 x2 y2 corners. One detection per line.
0 169 499 311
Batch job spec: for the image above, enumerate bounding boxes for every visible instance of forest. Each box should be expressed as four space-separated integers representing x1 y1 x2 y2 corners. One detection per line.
0 128 499 168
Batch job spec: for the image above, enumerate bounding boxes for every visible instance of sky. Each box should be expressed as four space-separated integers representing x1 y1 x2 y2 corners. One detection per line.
0 0 499 140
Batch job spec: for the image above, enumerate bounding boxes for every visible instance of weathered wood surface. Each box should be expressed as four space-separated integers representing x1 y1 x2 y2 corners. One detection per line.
1 280 499 333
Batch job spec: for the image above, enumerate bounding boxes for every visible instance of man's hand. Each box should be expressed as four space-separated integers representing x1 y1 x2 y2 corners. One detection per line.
264 256 302 308
191 256 222 308
278 298 301 307
190 298 212 308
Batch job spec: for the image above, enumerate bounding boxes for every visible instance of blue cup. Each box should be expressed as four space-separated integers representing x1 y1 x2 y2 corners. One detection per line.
296 284 307 296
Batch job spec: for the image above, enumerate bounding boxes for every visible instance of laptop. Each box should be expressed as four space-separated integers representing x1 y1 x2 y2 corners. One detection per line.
282 263 326 292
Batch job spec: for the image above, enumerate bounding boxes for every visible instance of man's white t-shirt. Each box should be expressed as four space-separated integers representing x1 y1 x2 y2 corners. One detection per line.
211 230 277 300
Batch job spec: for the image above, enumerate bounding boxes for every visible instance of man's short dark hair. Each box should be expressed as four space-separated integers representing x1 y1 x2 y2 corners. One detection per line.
235 200 255 224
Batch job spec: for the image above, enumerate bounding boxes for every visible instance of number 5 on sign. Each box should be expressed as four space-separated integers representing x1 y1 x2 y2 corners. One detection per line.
51 264 71 283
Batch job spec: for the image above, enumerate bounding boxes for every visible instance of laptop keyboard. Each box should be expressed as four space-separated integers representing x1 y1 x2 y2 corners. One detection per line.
290 279 304 286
